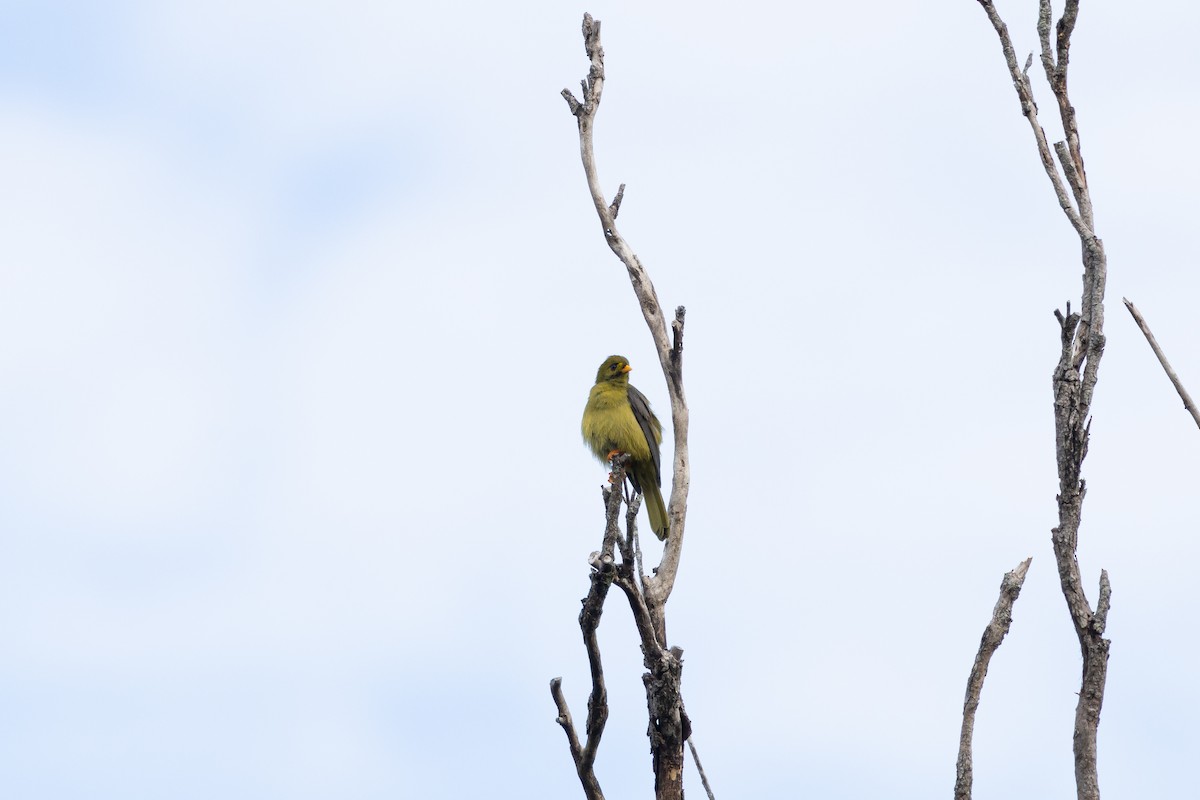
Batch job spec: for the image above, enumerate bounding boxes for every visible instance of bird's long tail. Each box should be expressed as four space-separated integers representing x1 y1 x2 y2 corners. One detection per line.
643 483 669 541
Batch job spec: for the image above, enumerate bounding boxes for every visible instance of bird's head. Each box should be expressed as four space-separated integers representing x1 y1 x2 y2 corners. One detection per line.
595 355 633 384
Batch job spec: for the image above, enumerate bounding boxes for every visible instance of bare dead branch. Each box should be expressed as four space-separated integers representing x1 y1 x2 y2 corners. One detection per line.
688 737 717 800
955 557 1033 800
1123 298 1200 429
555 424 690 800
1037 0 1055 74
559 17 695 799
561 89 582 117
975 0 1088 239
1054 0 1084 172
974 4 1111 799
551 676 604 800
1054 140 1085 208
614 518 664 658
1058 0 1081 63
577 479 626 768
671 306 685 370
609 183 625 219
1075 238 1107 411
621 492 650 599
551 679 584 767
549 458 633 800
1094 569 1112 630
609 477 688 800
561 13 692 622
1038 0 1092 226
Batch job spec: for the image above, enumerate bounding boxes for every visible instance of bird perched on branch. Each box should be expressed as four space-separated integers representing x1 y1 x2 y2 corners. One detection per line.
581 355 669 540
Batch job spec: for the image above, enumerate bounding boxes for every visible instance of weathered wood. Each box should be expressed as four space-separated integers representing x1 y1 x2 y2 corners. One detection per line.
555 15 696 800
955 558 1033 800
1123 298 1200 430
972 3 1113 798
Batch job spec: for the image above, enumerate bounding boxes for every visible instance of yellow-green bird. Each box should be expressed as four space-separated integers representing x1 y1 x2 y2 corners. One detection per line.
581 355 669 540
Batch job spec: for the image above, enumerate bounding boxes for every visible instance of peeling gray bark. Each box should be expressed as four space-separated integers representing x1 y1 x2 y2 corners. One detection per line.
973 3 1112 799
955 558 1033 800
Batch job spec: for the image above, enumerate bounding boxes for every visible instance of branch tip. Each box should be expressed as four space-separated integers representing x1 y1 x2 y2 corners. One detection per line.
956 555 1033 800
1122 298 1200 429
608 183 625 218
562 89 583 116
687 737 717 800
1094 569 1112 630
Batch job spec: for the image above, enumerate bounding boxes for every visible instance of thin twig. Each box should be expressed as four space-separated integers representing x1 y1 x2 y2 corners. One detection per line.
551 679 583 767
623 493 649 595
614 521 664 657
975 0 1088 239
955 557 1033 800
549 460 631 800
1123 298 1200 429
614 493 660 656
550 674 604 800
688 737 717 800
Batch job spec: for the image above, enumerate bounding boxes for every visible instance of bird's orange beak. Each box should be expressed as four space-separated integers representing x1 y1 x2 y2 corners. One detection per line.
621 364 632 373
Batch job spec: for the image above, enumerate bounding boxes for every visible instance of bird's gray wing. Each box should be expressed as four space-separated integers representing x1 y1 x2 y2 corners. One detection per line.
626 385 662 487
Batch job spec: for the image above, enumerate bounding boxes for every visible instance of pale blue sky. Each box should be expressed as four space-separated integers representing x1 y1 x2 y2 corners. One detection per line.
1 1 1198 798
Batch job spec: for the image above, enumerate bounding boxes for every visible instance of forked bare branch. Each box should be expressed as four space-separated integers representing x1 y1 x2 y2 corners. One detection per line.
561 14 691 631
972 3 1112 798
556 16 694 799
549 458 630 800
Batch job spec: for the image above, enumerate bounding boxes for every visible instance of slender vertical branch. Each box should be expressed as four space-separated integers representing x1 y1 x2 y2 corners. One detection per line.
973 3 1111 799
1122 298 1200 429
549 459 631 800
551 680 584 774
955 558 1033 800
562 14 691 626
561 18 693 800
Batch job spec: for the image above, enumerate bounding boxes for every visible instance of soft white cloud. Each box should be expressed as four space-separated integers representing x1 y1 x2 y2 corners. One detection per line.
1 1 1198 798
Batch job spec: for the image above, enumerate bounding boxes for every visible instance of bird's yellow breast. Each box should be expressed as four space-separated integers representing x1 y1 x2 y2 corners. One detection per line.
581 382 652 462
